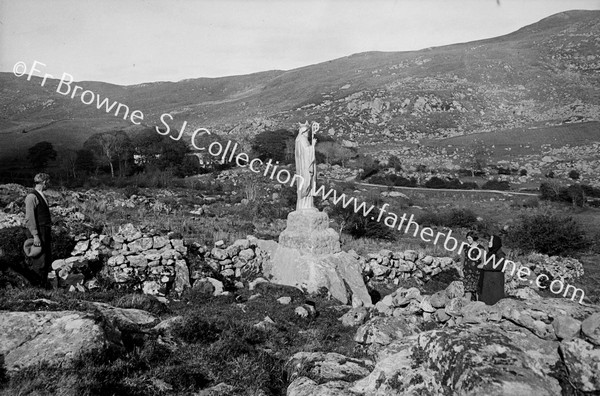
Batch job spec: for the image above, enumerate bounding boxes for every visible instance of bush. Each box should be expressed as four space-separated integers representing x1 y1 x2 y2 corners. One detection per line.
369 174 417 187
505 213 591 256
0 227 28 272
329 199 396 241
251 129 295 163
522 196 539 208
417 208 479 229
519 169 528 176
581 184 600 198
540 182 588 207
357 156 381 180
423 177 478 190
568 170 580 180
482 179 510 191
173 312 222 344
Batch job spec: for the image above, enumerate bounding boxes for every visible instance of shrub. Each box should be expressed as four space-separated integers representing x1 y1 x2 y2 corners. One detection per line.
581 184 600 198
568 170 580 180
505 213 591 256
369 174 417 187
423 177 478 190
519 169 528 176
539 181 561 201
417 208 479 229
522 196 539 208
173 312 222 344
0 227 28 272
329 199 396 241
482 179 510 191
559 184 585 207
357 156 381 180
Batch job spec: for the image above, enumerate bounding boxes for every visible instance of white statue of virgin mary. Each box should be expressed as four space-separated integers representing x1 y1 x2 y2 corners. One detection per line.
295 121 318 210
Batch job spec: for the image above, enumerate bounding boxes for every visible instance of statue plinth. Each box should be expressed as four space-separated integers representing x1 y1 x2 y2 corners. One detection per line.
266 208 372 307
278 209 340 255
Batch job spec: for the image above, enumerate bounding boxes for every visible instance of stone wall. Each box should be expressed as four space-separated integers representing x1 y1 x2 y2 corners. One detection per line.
50 223 190 296
360 249 456 284
196 237 272 280
359 248 584 294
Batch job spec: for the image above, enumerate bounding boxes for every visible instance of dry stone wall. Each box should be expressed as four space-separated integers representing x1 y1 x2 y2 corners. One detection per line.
50 223 190 296
195 237 271 280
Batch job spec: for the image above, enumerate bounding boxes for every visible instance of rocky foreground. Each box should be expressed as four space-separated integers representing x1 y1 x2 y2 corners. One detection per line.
288 283 600 396
1 280 599 396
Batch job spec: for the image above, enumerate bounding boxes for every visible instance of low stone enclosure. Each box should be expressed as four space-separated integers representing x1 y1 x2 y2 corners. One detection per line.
51 222 584 303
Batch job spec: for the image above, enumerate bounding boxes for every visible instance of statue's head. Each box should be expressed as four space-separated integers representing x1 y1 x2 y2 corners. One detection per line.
298 121 310 135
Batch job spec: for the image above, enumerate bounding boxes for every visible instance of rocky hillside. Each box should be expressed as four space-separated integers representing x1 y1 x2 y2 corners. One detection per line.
1 10 599 158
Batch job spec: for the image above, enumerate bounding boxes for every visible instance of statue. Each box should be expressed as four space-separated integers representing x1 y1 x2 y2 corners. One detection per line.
295 121 319 210
268 120 372 307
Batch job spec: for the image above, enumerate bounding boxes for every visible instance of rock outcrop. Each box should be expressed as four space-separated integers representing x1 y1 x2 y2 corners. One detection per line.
0 310 123 372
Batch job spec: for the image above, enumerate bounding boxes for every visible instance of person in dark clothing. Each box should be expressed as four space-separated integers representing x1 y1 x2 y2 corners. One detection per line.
24 173 52 287
477 234 506 305
462 231 484 301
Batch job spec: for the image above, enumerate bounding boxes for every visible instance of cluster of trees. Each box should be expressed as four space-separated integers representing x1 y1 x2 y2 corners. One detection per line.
26 128 204 181
539 181 600 207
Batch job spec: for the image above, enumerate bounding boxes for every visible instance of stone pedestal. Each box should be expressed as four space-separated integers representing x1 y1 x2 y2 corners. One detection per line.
267 209 372 307
278 209 340 254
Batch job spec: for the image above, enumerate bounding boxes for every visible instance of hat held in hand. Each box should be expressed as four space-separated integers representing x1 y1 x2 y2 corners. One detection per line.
23 238 43 258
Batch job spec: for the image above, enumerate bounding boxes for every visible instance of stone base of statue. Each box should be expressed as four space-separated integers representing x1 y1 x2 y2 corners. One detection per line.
278 209 340 254
265 208 372 307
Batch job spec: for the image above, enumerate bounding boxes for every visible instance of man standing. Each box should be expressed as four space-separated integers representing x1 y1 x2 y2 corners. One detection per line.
24 173 52 287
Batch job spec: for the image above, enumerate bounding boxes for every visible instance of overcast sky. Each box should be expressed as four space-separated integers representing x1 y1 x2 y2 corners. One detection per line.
1 0 598 85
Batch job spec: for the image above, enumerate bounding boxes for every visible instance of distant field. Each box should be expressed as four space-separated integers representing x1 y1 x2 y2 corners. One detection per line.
0 118 141 159
424 121 600 159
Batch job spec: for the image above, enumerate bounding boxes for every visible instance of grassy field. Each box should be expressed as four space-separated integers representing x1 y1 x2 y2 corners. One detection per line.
423 121 600 159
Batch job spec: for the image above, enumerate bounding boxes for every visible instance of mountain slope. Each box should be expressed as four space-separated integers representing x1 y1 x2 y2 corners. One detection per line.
0 10 599 158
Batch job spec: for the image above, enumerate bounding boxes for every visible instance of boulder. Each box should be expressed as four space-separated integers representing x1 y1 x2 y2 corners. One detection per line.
445 281 465 299
287 377 354 396
354 316 419 347
552 315 581 341
559 338 600 392
269 249 371 307
286 351 373 384
0 311 123 372
430 291 449 308
581 312 600 346
173 259 191 294
350 323 561 395
339 307 369 327
89 302 160 331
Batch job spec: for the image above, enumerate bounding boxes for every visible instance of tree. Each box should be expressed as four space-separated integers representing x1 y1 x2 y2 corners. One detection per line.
74 149 96 175
251 129 295 163
463 139 492 177
84 131 132 177
27 141 57 170
130 128 189 175
59 149 78 179
388 155 402 172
